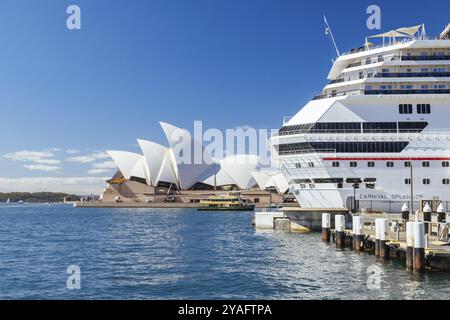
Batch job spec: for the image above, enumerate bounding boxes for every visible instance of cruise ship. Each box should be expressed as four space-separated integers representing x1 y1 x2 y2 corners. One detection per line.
271 23 450 211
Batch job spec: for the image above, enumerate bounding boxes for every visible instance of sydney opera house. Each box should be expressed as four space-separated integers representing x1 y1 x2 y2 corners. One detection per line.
101 122 293 206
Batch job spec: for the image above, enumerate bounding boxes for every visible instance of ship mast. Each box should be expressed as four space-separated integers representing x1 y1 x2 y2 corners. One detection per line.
323 15 340 58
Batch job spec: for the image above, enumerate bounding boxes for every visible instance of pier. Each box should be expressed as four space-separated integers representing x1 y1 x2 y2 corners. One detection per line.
326 214 450 272
254 206 450 272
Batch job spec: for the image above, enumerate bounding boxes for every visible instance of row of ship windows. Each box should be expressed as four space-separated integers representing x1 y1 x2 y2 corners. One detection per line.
278 121 428 135
365 84 448 90
295 161 450 168
399 104 431 114
327 161 450 168
380 67 449 73
405 178 450 185
293 178 450 188
277 141 409 154
343 68 450 82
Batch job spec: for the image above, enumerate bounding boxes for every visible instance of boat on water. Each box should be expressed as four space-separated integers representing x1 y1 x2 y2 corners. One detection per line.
198 191 255 211
271 23 450 212
6 198 10 204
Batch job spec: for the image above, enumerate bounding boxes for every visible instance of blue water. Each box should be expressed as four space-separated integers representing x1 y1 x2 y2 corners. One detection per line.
0 204 449 299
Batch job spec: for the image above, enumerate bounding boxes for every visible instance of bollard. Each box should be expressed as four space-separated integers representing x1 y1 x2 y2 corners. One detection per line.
378 218 390 259
423 203 432 234
406 221 414 271
437 203 446 223
413 222 426 273
353 216 364 253
322 213 331 242
335 214 345 248
374 219 381 256
401 203 409 221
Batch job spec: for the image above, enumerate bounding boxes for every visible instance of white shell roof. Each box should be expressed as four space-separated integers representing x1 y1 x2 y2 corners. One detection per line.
251 169 288 194
137 139 177 185
218 154 259 189
106 151 146 180
107 122 287 194
160 121 215 189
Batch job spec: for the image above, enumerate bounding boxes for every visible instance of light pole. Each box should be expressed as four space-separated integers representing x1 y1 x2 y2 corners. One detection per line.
410 159 414 221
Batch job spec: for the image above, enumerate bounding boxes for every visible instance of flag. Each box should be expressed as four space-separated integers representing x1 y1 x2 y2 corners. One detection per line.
324 16 329 35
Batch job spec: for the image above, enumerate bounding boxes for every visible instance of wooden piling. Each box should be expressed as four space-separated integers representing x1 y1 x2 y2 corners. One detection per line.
374 219 381 256
322 213 331 242
353 216 364 253
406 221 414 271
413 222 426 273
378 218 390 260
335 214 345 248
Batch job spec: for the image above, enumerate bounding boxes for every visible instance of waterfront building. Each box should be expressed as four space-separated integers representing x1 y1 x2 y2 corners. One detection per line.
103 122 290 205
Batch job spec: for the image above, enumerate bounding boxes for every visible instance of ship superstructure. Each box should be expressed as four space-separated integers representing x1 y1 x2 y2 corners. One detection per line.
271 24 450 211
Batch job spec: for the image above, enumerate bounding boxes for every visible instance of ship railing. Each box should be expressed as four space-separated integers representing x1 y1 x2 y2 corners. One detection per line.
277 149 336 156
372 72 450 78
341 38 414 56
340 36 443 56
312 89 363 100
271 128 450 137
365 89 450 95
313 88 450 100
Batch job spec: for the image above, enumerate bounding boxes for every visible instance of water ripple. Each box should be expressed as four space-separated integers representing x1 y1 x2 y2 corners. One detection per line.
0 205 449 299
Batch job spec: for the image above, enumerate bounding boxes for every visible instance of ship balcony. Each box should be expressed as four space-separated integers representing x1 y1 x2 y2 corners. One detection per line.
401 55 450 61
312 86 450 100
329 72 450 86
342 55 450 74
372 72 450 78
364 88 450 95
271 127 450 139
312 89 363 100
340 35 445 57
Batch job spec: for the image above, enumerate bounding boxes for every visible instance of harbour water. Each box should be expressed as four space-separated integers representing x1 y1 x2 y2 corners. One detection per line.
0 204 449 300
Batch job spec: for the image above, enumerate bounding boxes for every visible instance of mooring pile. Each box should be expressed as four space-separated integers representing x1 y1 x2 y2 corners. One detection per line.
321 203 450 273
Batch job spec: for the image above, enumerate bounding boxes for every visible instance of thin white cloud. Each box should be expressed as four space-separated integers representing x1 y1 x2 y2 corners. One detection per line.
24 164 60 172
87 161 116 175
66 152 109 163
0 177 108 194
3 150 61 164
92 161 116 169
88 168 110 175
65 149 80 154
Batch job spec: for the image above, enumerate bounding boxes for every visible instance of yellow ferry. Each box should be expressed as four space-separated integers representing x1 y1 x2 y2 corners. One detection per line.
198 192 255 211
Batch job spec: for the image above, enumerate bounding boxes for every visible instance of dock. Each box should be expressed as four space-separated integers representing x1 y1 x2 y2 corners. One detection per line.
73 201 283 209
254 208 450 272
328 222 450 272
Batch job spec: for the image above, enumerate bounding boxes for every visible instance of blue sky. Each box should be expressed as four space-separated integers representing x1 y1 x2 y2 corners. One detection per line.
0 0 449 193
